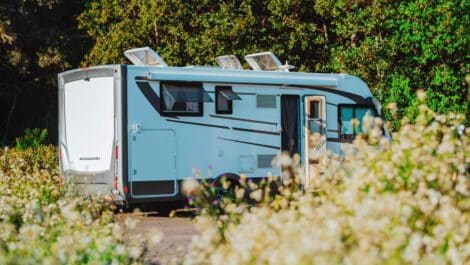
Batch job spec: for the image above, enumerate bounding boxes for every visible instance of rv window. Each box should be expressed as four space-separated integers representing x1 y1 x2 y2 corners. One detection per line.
339 105 377 136
215 86 240 114
161 82 211 116
309 100 321 119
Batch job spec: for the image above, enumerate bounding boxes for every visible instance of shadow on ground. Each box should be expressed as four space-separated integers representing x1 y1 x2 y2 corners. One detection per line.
115 201 199 264
118 200 196 218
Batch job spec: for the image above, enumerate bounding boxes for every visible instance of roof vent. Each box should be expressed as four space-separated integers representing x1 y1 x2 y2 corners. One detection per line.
215 55 243 70
124 47 167 67
244 52 294 72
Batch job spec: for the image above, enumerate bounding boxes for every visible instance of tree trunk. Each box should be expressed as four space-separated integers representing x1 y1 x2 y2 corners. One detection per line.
2 88 21 145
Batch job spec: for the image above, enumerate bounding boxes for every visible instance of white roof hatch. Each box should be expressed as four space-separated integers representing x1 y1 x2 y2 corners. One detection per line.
215 55 243 70
244 51 294 72
124 47 167 67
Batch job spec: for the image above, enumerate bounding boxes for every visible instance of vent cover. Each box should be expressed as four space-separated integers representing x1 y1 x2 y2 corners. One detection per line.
124 47 167 67
257 154 276 168
244 51 294 71
215 55 243 70
256 95 276 108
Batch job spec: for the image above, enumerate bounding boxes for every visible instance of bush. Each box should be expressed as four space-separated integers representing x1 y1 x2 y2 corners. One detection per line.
184 101 469 265
14 128 48 150
0 145 152 264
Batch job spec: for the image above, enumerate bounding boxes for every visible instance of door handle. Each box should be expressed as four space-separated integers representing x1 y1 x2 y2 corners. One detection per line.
132 124 142 134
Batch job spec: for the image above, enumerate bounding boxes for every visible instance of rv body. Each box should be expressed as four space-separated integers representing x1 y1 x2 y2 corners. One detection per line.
58 53 383 204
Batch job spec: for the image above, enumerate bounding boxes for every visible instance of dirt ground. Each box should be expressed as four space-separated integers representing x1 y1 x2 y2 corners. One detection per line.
116 203 199 265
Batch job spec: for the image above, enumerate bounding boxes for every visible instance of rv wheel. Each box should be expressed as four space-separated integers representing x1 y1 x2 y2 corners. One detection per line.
213 173 240 199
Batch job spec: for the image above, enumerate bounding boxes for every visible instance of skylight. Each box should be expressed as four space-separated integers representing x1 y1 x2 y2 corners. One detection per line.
124 47 167 67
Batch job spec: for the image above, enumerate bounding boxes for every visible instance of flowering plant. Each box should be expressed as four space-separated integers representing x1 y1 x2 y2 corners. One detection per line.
184 100 469 265
0 145 151 264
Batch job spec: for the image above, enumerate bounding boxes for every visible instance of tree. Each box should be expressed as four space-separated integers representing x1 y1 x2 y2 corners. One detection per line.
314 0 469 126
79 0 468 128
0 0 90 145
78 0 331 69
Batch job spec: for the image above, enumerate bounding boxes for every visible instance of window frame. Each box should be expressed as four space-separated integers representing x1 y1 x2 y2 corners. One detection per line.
215 86 234 114
160 81 204 116
338 104 377 141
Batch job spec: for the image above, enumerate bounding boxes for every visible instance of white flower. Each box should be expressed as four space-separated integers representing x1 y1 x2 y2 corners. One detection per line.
181 179 201 196
249 190 263 202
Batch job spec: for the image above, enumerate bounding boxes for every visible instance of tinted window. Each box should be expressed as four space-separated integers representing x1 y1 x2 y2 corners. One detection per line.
215 86 240 114
340 106 355 135
309 100 321 119
340 105 377 135
161 83 205 115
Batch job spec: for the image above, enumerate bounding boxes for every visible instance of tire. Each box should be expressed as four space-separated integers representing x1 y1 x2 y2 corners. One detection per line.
213 173 240 199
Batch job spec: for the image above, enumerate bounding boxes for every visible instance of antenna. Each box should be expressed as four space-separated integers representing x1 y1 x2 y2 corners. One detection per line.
215 55 243 70
124 47 168 67
278 61 295 72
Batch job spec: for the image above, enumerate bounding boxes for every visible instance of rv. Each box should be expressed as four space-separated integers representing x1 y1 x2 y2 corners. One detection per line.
58 47 385 204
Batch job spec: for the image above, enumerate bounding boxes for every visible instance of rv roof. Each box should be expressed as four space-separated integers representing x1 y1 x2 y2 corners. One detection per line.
138 66 372 99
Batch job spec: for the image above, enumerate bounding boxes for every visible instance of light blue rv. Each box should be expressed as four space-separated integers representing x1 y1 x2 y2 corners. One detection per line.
58 47 384 204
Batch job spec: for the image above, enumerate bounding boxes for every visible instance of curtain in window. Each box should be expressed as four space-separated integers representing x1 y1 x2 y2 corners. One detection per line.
281 95 300 156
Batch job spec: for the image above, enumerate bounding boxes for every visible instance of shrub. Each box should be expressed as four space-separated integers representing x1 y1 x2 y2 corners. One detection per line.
184 102 469 265
0 145 151 264
14 128 48 150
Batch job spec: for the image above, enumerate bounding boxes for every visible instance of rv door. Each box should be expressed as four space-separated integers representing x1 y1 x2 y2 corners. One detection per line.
304 96 326 186
58 67 118 196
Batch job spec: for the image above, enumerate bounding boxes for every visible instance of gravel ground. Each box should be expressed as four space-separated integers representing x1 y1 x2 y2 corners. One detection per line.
116 204 198 265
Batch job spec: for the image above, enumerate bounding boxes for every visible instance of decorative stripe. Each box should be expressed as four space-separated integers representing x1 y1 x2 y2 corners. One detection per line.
232 127 280 135
235 92 257 95
210 114 277 126
137 76 368 104
291 85 368 104
206 91 255 96
166 119 229 129
136 80 161 113
218 137 280 150
327 129 339 133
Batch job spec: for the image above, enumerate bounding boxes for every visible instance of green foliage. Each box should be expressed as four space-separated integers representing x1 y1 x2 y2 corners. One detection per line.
0 146 147 264
0 0 90 145
0 0 468 143
15 128 48 150
78 0 469 128
315 0 469 125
